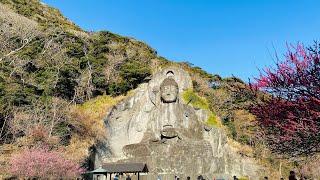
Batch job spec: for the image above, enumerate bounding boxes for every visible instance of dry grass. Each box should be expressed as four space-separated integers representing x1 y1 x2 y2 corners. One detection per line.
63 135 94 163
67 93 132 162
70 94 129 141
228 138 254 156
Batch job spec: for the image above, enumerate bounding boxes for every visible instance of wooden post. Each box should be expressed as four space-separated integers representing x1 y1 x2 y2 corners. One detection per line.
279 161 282 178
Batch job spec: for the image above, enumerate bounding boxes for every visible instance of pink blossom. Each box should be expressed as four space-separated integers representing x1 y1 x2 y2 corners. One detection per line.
9 147 85 179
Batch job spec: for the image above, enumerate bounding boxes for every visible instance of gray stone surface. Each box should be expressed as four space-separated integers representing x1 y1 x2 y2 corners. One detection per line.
95 67 261 179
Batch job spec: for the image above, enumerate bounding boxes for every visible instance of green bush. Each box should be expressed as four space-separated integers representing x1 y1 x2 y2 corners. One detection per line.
2 0 80 30
238 135 251 145
119 60 151 89
222 76 244 84
91 45 109 59
222 117 237 139
92 72 107 90
52 121 71 145
8 86 35 106
206 113 219 127
182 89 209 110
18 37 45 59
182 89 220 127
54 66 79 100
107 82 130 96
65 40 86 59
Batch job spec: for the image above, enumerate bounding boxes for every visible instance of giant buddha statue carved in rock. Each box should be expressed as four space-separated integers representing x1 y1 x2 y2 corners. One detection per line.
123 74 206 159
94 67 260 179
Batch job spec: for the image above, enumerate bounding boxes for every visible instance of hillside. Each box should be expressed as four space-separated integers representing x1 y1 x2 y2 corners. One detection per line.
0 0 314 179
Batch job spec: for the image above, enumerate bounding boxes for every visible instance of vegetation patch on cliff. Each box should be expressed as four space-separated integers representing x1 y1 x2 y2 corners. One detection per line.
182 89 220 127
206 113 220 127
182 89 209 110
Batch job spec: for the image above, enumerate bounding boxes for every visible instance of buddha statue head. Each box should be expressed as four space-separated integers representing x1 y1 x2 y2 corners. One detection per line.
160 77 179 103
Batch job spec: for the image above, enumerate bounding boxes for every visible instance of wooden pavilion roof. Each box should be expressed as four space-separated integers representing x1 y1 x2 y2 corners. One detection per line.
102 162 148 173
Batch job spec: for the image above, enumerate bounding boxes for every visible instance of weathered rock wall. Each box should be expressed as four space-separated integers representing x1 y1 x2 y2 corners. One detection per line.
95 67 261 179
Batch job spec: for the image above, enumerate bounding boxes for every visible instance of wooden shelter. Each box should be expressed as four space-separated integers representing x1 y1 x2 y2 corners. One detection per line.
92 162 148 180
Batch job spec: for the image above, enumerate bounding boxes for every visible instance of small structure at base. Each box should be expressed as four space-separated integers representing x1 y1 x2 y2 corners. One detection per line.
84 167 108 180
88 163 148 180
103 162 148 180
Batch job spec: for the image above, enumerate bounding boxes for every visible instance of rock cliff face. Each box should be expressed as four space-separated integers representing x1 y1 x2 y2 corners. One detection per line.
95 67 261 179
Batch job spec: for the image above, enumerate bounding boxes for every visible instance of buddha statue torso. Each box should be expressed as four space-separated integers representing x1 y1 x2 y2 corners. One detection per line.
124 76 204 154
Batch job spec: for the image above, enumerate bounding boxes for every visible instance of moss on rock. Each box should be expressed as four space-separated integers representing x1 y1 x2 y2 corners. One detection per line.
182 89 209 110
182 89 221 127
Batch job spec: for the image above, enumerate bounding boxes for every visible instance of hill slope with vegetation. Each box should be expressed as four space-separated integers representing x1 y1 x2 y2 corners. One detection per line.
0 0 317 179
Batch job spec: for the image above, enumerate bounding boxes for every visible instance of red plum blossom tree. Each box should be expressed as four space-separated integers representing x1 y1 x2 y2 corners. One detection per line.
250 43 320 156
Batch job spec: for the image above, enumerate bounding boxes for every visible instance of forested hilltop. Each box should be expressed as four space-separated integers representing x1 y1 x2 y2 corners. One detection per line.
0 0 318 179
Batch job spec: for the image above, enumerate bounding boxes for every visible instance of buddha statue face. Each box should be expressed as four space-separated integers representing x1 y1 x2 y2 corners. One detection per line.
160 77 179 103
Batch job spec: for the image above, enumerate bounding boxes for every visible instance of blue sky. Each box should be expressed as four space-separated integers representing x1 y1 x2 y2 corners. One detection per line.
42 0 319 81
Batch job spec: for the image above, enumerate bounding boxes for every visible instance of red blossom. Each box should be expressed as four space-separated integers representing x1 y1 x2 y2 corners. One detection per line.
250 42 320 156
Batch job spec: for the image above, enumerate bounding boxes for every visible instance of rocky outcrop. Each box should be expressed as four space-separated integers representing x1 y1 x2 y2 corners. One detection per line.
95 67 261 179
